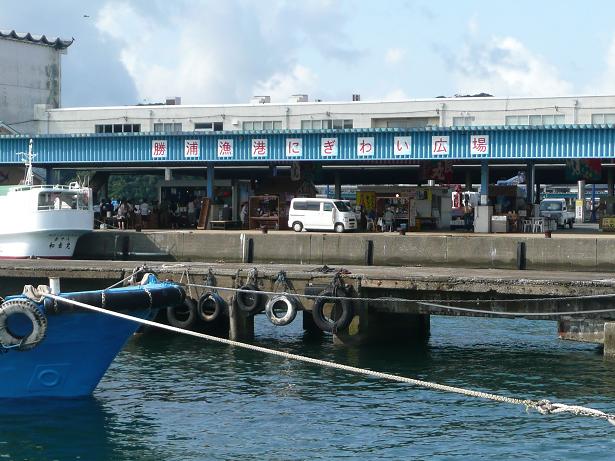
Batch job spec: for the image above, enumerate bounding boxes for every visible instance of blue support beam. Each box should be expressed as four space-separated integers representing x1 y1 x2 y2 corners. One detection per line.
207 163 214 199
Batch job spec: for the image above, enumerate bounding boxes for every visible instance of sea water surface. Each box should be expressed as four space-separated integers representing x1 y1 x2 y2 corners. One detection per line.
2 314 615 461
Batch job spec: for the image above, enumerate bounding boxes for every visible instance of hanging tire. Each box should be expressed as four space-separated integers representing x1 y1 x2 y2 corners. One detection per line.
265 294 299 326
312 287 354 333
197 292 226 322
0 299 47 351
166 297 197 329
236 284 265 314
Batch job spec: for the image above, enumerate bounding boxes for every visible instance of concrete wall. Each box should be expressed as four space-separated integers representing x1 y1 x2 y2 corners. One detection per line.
0 38 62 133
39 94 615 135
75 230 615 272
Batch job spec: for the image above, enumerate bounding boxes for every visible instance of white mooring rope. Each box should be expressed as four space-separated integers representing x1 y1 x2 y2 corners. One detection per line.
44 292 615 426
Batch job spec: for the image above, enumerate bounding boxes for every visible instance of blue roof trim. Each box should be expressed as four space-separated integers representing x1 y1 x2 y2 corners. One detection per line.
0 125 614 164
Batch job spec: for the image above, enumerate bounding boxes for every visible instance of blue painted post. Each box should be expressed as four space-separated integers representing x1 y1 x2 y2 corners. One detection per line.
207 163 214 199
526 160 535 204
480 161 489 205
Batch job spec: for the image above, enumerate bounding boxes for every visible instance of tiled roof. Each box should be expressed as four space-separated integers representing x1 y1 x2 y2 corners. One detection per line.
0 30 73 49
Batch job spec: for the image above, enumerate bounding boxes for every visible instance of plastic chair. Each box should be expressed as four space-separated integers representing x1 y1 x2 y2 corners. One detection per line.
522 219 532 233
532 218 544 233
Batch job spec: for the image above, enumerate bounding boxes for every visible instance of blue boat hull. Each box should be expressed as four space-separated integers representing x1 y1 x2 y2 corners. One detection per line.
0 279 184 398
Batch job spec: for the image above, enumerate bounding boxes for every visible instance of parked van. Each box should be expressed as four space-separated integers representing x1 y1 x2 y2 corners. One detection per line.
288 198 357 233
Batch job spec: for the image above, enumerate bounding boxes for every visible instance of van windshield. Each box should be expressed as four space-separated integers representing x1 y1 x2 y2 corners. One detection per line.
334 201 351 212
540 201 563 212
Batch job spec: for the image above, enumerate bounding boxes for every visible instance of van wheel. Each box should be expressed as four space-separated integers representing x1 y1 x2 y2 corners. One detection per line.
334 223 345 233
293 221 303 232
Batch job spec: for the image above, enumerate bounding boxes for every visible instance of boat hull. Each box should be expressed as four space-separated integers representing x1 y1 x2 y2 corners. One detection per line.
0 308 151 398
0 279 185 398
0 229 89 259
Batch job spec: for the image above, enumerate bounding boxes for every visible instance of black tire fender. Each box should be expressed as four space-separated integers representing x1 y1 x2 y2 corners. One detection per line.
236 284 266 314
0 299 47 351
311 287 354 333
197 291 226 322
166 297 197 329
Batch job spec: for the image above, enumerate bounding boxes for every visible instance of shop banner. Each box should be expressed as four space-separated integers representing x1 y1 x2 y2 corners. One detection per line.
356 191 376 211
565 159 601 181
420 160 453 183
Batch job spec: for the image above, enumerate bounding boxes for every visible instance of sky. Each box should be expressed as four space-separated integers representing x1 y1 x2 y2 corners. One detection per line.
2 0 615 107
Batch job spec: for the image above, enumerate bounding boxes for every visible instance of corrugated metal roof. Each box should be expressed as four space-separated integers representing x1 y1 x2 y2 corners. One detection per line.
0 30 73 49
0 125 613 165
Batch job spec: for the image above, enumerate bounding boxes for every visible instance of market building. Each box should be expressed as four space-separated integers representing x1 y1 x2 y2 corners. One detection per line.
1 29 614 233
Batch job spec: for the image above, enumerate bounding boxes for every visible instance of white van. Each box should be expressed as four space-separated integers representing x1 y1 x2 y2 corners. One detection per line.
288 198 357 233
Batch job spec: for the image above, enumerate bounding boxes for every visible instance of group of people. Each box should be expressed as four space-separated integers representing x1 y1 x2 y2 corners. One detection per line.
98 198 151 230
98 197 204 230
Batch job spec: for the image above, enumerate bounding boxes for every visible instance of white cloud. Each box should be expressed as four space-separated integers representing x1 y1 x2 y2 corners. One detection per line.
385 48 404 64
94 0 359 104
252 65 319 102
449 36 574 97
383 88 409 100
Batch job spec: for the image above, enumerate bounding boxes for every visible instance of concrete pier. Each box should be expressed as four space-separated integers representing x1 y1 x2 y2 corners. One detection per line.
2 259 615 351
75 229 615 272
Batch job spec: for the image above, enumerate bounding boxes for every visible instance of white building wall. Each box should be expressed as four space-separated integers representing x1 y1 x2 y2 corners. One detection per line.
37 94 615 135
0 38 63 133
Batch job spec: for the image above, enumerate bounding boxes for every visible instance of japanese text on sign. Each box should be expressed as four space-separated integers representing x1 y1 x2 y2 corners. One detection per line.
184 139 200 158
394 136 412 156
321 138 338 157
217 139 234 158
470 135 489 155
252 139 268 157
431 136 449 156
357 137 375 157
286 138 303 157
152 140 167 158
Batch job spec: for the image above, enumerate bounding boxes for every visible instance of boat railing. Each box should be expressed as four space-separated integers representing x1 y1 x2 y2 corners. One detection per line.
13 184 88 192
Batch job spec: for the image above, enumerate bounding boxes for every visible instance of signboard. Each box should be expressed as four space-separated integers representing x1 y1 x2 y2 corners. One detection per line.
152 140 167 158
252 139 268 157
217 139 234 158
286 138 302 157
575 199 585 221
565 159 602 181
321 138 338 157
470 135 489 155
357 137 375 157
356 191 376 211
601 217 615 232
394 136 412 156
431 136 449 156
184 139 200 158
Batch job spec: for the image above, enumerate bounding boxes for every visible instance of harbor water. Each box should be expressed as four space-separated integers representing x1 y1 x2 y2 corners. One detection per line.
2 314 615 460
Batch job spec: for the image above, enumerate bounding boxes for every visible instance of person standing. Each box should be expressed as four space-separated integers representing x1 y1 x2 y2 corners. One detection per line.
240 202 249 229
140 199 150 229
116 200 127 230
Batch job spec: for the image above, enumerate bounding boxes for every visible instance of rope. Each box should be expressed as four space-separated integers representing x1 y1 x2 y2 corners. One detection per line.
184 283 615 318
159 263 615 304
43 292 615 426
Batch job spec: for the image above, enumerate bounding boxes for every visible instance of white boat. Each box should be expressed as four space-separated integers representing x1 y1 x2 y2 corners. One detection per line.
0 140 93 259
